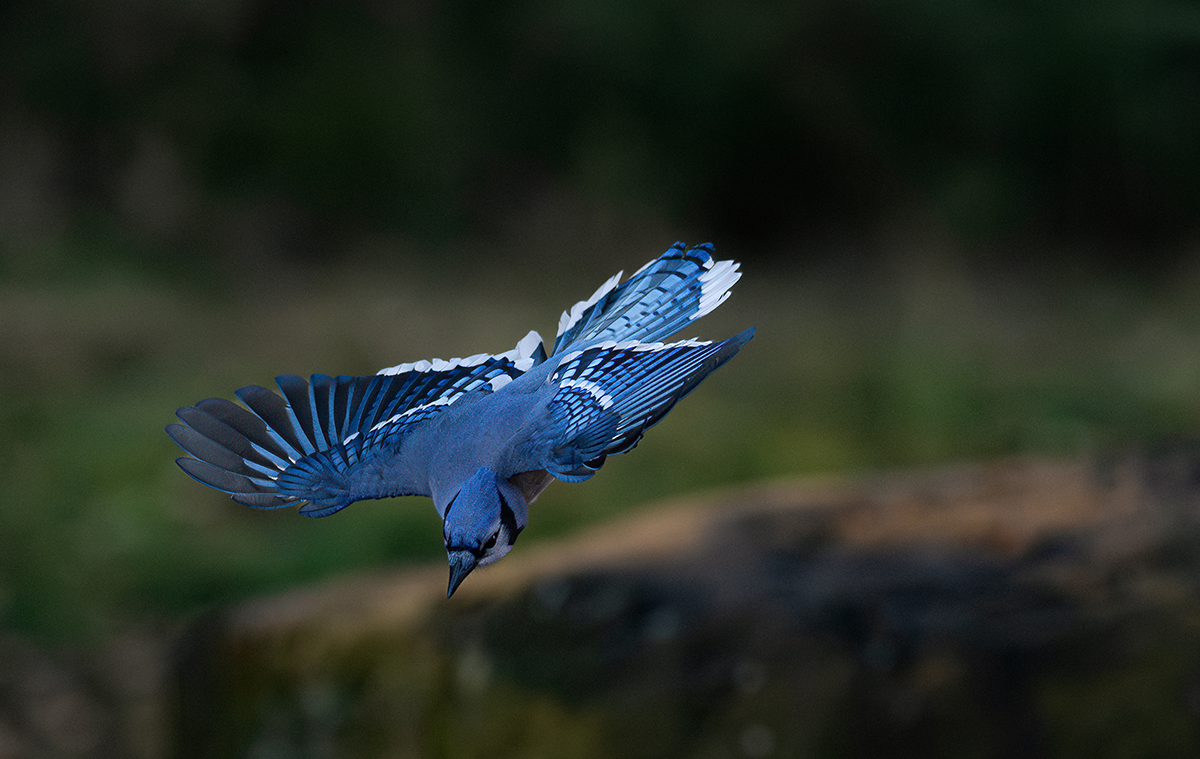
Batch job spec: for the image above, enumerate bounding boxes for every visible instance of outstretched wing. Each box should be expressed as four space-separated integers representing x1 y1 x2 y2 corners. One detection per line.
167 331 546 517
539 329 754 481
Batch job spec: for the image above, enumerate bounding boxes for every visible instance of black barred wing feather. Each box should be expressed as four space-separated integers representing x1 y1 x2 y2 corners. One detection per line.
542 328 754 481
552 242 742 355
168 330 546 517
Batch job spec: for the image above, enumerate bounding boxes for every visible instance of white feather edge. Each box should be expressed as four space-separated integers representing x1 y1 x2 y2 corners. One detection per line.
695 260 741 320
358 330 546 441
561 252 739 337
558 378 615 409
556 336 713 366
376 329 545 376
367 395 455 433
556 270 624 337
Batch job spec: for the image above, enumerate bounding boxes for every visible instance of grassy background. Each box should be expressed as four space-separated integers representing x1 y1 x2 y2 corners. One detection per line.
5 234 1200 644
3 0 1200 644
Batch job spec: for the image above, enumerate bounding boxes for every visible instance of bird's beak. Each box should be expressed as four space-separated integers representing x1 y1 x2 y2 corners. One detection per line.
447 550 478 598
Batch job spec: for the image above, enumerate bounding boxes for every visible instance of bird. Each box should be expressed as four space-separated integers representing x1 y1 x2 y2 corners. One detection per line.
166 242 753 596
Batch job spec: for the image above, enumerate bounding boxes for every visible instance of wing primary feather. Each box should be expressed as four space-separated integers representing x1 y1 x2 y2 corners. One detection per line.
194 397 295 465
176 330 556 514
176 457 272 496
167 423 261 477
346 375 384 434
308 374 335 450
233 385 311 460
232 492 293 508
174 405 284 471
333 375 353 440
275 375 320 454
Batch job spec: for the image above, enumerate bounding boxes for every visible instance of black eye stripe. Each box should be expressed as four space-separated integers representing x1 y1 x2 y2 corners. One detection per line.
448 542 487 559
499 509 519 543
496 490 519 539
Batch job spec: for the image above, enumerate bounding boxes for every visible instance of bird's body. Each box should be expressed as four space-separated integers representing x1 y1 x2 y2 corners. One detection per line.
388 378 553 510
168 242 753 595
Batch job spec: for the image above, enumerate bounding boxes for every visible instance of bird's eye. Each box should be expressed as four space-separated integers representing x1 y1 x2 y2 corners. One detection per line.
484 533 498 550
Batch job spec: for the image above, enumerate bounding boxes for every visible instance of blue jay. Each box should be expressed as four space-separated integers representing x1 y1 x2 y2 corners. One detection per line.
167 242 753 596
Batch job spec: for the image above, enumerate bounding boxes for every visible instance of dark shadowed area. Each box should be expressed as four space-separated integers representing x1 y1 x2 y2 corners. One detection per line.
2 0 1200 756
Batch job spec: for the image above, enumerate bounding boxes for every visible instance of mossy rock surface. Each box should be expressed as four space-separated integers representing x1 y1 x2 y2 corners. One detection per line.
173 450 1200 758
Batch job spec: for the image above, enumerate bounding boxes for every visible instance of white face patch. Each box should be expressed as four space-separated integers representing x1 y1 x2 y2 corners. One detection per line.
476 523 514 567
558 378 615 409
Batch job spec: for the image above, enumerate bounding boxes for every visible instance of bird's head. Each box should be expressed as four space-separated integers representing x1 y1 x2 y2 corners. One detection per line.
443 467 528 597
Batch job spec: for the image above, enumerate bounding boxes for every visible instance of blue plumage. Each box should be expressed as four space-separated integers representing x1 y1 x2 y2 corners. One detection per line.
168 242 753 595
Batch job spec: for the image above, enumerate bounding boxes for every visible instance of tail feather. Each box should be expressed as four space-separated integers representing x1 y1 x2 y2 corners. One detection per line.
552 242 741 355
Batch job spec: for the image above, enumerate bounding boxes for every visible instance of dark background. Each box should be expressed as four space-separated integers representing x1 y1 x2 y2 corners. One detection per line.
3 0 1200 644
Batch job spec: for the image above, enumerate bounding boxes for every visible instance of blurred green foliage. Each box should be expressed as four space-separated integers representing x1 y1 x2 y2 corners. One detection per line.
5 248 1200 643
2 0 1200 643
2 0 1200 265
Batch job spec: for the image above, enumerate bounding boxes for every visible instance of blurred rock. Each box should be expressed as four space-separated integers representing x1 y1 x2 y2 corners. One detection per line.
0 627 169 759
166 448 1200 758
